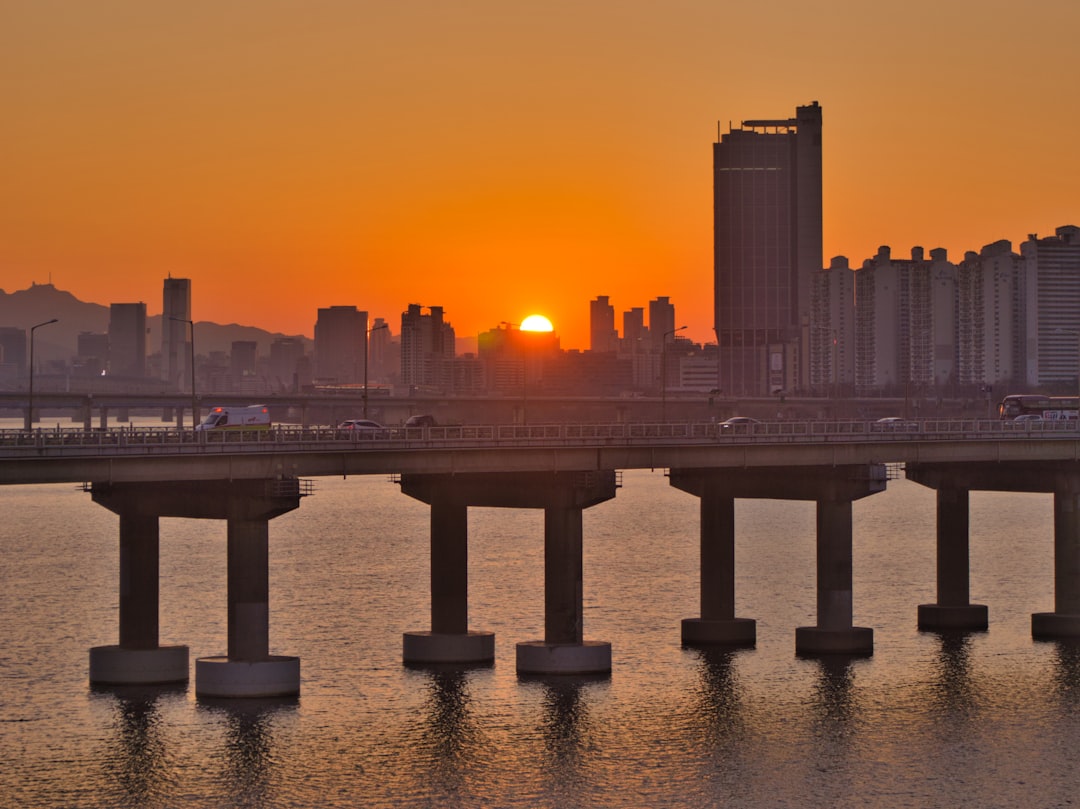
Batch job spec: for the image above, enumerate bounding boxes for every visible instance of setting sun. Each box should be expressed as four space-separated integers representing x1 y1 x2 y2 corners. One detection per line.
520 314 554 332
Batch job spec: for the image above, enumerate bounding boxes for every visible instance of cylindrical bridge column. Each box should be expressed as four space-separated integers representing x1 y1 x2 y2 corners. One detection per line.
681 482 755 646
196 514 300 698
403 497 494 665
89 510 188 686
795 498 873 656
227 517 270 661
517 503 611 675
919 488 988 630
1033 491 1080 638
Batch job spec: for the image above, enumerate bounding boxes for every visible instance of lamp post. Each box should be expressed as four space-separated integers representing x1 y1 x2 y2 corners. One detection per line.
364 322 388 419
660 325 687 423
170 317 196 432
27 318 59 431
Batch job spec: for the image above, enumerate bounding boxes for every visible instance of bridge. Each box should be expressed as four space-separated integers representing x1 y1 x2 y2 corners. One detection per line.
6 419 1080 698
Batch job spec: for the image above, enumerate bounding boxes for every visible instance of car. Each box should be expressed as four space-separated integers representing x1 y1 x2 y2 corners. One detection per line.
403 414 437 428
337 419 387 437
1006 413 1044 429
719 416 761 431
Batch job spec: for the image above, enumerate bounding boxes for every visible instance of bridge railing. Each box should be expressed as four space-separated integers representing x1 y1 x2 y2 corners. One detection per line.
0 417 1076 456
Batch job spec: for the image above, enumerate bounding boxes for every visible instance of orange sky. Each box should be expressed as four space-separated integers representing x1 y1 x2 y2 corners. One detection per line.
3 1 1078 350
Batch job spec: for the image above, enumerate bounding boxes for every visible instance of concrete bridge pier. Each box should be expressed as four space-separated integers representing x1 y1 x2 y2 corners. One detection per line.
918 488 988 631
89 480 304 697
668 473 755 646
795 498 874 656
670 465 883 656
88 508 189 685
402 495 495 665
1033 492 1080 638
197 513 301 698
399 471 617 675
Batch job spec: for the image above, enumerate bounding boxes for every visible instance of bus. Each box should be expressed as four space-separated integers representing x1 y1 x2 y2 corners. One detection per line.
998 394 1079 421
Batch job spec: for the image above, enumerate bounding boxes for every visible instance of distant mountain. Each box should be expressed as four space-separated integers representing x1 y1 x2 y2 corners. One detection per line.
0 283 311 362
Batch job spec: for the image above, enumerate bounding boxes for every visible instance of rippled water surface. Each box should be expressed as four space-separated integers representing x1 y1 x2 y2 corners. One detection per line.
3 455 1080 807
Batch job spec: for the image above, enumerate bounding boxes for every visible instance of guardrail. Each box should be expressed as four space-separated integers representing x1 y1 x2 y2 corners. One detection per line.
0 418 1077 457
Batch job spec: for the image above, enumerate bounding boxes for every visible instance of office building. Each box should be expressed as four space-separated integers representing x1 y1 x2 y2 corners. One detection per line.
162 277 192 391
269 337 307 392
713 101 822 395
108 302 147 379
0 327 27 381
314 305 367 385
230 340 257 391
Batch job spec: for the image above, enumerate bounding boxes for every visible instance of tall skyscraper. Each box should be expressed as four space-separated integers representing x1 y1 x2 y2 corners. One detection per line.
589 296 618 353
314 305 367 384
713 101 822 395
108 302 147 378
162 277 192 391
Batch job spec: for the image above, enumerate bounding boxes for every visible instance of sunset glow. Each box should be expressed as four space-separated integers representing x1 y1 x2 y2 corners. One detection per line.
2 3 1077 349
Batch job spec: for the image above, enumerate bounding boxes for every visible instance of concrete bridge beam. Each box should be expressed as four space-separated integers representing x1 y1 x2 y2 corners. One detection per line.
918 488 988 631
1033 492 1080 639
88 509 189 686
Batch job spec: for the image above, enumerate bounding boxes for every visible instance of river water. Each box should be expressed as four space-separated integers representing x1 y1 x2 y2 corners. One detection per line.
3 428 1080 807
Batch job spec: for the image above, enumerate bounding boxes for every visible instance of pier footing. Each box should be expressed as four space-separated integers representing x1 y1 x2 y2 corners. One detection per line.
89 645 189 685
681 617 756 646
516 641 611 675
1032 612 1080 639
918 603 988 631
195 656 300 698
403 631 495 665
795 626 873 657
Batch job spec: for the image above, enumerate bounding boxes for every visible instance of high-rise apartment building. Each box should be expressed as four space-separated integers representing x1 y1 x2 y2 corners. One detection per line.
314 305 367 385
400 304 455 390
589 296 618 353
713 101 822 395
621 307 645 353
108 302 147 378
1022 225 1080 387
853 246 955 395
956 240 1024 389
649 296 676 352
162 277 192 391
810 257 855 394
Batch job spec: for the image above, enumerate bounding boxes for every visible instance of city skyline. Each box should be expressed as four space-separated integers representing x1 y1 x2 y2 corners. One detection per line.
4 2 1078 349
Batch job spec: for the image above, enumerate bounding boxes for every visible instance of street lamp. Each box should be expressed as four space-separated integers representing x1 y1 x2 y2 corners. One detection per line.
363 322 388 419
26 318 59 431
660 325 687 423
170 317 196 432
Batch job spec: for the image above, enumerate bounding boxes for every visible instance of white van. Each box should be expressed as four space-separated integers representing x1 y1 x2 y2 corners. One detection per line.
196 405 271 432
